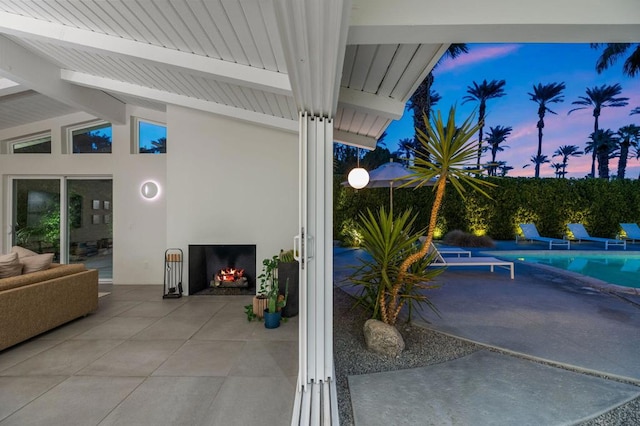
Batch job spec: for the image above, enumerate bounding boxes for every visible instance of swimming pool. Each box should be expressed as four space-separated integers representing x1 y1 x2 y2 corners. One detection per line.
484 251 640 290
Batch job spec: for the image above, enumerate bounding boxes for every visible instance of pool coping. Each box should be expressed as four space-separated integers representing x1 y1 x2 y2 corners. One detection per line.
481 250 640 296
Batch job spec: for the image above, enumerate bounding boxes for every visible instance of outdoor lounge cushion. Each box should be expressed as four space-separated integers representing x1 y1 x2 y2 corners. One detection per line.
567 223 626 250
620 223 640 243
518 224 570 249
427 244 514 279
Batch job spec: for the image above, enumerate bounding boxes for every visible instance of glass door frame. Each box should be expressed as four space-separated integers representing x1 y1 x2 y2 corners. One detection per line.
6 175 113 283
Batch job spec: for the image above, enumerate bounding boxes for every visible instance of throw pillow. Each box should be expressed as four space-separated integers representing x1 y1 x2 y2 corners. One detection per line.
21 253 54 274
11 245 38 259
0 252 22 278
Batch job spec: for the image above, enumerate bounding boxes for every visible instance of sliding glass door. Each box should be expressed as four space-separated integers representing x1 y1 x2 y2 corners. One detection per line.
66 179 113 280
12 178 61 260
11 177 113 281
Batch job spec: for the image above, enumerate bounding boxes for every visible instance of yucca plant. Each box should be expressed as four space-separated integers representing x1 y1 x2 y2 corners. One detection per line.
379 106 496 326
348 207 441 322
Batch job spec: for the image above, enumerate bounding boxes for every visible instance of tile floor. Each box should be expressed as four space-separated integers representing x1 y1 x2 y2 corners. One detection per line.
0 285 297 426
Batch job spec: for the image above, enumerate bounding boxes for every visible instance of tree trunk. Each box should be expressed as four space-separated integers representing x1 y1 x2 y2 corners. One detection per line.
384 178 447 326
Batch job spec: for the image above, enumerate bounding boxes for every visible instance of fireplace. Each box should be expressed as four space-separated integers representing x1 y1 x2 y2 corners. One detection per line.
188 244 257 295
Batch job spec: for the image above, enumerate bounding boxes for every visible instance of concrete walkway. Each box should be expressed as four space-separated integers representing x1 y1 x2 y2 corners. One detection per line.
334 246 640 425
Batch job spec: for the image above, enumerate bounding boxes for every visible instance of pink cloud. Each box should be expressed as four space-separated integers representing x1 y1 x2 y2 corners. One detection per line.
437 45 522 73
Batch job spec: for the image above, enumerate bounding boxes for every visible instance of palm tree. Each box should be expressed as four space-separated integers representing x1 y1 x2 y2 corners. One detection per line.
585 129 619 179
616 124 640 179
552 145 583 178
528 82 566 178
591 43 640 77
377 107 494 326
396 138 414 166
550 162 564 178
631 107 640 115
482 125 512 176
568 84 629 177
523 154 550 173
408 44 468 151
497 162 513 177
462 79 507 169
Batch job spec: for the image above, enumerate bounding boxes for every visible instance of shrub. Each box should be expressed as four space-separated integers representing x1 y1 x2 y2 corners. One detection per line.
442 230 496 248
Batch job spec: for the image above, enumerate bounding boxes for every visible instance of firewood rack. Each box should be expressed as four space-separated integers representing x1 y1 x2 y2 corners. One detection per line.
163 248 183 299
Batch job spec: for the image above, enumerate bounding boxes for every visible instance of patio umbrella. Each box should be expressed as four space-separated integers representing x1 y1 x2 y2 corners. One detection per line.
343 160 434 213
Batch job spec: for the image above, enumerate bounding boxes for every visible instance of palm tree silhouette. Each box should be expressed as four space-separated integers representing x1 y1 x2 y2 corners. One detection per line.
616 125 640 179
408 44 467 157
396 138 414 166
568 84 629 177
482 125 512 176
553 145 583 178
550 162 564 178
585 129 619 179
591 43 640 77
462 79 507 169
631 107 640 115
528 82 566 178
523 154 550 174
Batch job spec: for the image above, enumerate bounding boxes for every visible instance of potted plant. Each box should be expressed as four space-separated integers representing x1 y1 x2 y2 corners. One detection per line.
277 249 299 317
263 272 288 329
251 255 278 320
245 255 288 327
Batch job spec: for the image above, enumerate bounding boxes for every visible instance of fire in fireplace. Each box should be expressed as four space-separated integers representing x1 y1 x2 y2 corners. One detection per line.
213 267 248 288
189 244 257 295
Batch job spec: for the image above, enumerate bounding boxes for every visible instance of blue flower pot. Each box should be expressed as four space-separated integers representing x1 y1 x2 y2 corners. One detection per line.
264 310 281 329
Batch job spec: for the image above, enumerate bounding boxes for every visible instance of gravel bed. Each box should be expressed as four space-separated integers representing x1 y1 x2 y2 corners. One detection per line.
332 287 640 426
333 287 480 425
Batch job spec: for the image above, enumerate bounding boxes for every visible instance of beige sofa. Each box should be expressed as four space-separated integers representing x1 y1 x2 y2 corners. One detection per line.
0 263 98 351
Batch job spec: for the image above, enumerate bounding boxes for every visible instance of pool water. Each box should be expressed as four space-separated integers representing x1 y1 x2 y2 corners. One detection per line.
490 252 640 289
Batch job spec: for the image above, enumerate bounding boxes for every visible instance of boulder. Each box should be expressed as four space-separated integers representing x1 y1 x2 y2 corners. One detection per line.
363 319 405 358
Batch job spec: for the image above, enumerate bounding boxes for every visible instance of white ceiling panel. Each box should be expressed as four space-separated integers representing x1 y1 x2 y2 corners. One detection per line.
0 90 78 130
0 0 632 144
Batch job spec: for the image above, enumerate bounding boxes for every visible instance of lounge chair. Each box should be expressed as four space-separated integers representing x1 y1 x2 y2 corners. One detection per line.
620 223 640 244
567 223 626 250
517 224 570 250
428 244 514 279
419 238 471 257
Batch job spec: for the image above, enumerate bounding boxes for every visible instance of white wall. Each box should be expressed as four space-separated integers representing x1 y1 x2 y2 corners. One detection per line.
0 105 298 289
166 105 299 293
0 106 168 284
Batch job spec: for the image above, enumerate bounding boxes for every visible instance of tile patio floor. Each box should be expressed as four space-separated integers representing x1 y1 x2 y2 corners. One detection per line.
0 285 297 426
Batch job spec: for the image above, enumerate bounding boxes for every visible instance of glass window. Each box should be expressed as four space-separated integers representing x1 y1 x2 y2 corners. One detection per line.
72 123 112 153
12 135 52 154
137 119 166 154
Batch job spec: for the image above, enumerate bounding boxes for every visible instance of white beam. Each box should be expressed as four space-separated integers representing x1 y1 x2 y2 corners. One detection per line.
274 0 352 117
333 129 377 150
0 36 125 124
61 70 297 133
349 0 640 44
338 87 405 120
0 78 26 96
0 11 292 96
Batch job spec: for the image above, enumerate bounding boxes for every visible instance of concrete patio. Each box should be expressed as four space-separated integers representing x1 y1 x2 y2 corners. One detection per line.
335 245 640 425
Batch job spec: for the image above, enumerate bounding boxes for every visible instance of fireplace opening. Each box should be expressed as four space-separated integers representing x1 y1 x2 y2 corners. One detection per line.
189 244 256 295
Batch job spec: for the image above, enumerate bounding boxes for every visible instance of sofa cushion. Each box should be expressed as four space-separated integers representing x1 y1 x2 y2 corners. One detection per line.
21 253 54 274
12 246 38 258
0 263 86 292
0 252 22 278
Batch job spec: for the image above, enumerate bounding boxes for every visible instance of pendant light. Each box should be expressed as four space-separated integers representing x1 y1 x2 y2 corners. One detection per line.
347 148 369 189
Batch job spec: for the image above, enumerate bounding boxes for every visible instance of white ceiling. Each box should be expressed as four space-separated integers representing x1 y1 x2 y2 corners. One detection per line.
0 0 637 148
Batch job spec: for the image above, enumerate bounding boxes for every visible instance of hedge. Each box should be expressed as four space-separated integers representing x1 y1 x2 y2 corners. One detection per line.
334 177 640 244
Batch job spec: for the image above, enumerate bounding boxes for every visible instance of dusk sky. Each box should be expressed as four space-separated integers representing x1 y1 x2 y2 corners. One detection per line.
385 43 640 179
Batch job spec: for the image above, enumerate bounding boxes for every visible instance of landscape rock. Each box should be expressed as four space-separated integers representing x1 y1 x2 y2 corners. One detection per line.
363 319 405 358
